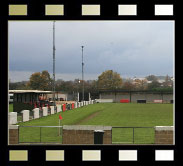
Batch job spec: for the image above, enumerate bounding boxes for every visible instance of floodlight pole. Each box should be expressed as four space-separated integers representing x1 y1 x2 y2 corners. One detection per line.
78 79 80 102
53 21 56 110
81 46 84 102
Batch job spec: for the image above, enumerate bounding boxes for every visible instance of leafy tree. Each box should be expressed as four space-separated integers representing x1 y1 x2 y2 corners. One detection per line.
55 79 77 92
146 75 158 82
122 80 134 90
163 75 172 87
97 70 123 90
9 82 19 90
151 87 173 92
147 80 161 90
27 70 52 90
55 79 95 93
134 79 148 90
41 70 52 90
9 81 31 90
89 80 98 92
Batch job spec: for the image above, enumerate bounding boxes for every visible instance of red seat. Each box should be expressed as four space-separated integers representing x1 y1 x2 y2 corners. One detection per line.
72 103 75 109
120 99 130 103
63 104 66 112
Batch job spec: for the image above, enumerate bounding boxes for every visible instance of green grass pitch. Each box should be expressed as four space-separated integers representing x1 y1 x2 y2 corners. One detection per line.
9 104 13 112
16 103 173 144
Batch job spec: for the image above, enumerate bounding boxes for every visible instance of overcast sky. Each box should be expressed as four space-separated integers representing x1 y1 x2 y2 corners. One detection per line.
9 21 174 82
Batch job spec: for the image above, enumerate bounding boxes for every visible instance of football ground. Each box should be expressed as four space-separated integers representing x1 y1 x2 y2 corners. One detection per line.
17 103 173 144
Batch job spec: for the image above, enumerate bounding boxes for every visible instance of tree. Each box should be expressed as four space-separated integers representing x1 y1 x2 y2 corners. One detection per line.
27 70 52 90
9 81 31 90
147 80 161 90
89 80 98 92
97 70 123 90
146 75 158 82
133 79 148 90
41 70 52 90
122 80 134 90
163 75 172 87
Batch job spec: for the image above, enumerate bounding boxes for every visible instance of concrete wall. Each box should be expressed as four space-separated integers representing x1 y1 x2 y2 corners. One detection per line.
75 102 78 108
21 110 29 122
50 106 55 114
131 93 147 102
96 99 114 103
62 125 112 144
154 126 174 144
146 94 163 102
33 108 39 119
42 107 48 116
57 105 62 113
162 94 173 103
9 125 19 145
116 94 130 103
9 112 17 125
100 92 173 103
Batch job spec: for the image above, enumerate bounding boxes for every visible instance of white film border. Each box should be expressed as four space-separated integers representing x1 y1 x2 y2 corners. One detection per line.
8 4 174 16
7 1 175 164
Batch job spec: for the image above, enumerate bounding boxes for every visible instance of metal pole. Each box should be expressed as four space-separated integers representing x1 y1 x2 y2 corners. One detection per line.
58 119 60 136
18 126 20 144
53 21 56 111
81 46 84 102
78 80 80 102
130 91 131 103
133 128 134 144
40 127 42 143
60 120 62 138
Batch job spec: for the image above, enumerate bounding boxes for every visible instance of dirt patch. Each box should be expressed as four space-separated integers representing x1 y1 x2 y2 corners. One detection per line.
75 104 113 125
75 111 102 125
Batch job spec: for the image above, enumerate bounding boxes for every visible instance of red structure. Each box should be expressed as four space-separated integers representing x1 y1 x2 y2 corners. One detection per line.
63 104 66 112
72 103 75 109
59 114 63 120
120 99 130 103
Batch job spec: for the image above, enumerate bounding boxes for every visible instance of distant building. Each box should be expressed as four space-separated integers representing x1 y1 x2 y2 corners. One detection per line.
9 90 51 103
132 77 148 87
132 77 147 81
171 77 174 81
9 90 52 113
46 92 68 101
158 79 165 84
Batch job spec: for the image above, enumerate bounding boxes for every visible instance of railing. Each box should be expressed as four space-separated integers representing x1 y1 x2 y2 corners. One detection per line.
18 126 155 144
112 127 155 144
18 126 63 144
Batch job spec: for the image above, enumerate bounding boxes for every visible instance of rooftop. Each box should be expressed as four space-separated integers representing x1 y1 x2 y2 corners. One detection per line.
9 90 52 94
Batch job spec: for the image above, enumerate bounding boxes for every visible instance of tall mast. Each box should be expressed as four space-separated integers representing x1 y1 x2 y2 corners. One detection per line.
53 21 56 108
81 46 84 102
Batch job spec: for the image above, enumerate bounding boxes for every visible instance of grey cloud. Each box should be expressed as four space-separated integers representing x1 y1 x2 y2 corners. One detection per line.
9 21 174 81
